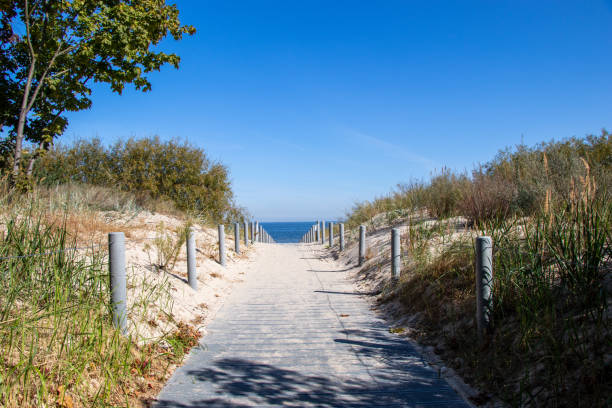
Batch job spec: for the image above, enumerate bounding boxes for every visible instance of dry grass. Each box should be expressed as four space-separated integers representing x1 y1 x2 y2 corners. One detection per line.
0 182 210 407
344 157 611 407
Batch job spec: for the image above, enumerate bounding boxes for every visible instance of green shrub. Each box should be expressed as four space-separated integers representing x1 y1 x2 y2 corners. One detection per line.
424 168 469 219
459 168 516 227
35 137 246 223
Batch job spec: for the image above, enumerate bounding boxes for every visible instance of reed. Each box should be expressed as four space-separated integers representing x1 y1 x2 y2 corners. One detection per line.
347 132 611 406
0 208 136 406
0 185 199 407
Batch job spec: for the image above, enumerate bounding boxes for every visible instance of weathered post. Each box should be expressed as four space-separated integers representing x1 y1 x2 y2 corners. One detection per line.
315 223 319 242
186 227 197 290
218 224 226 266
359 225 366 266
244 221 249 247
108 232 127 334
339 223 345 251
475 236 493 339
391 228 400 280
234 222 240 254
321 220 326 244
329 222 334 246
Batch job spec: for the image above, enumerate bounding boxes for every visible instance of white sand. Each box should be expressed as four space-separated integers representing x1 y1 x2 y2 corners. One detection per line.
98 211 261 343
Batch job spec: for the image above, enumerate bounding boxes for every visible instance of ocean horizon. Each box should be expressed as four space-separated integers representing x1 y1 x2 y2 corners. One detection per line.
260 221 339 243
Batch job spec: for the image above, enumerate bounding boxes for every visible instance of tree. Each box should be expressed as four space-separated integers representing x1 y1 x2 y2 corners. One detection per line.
0 0 195 184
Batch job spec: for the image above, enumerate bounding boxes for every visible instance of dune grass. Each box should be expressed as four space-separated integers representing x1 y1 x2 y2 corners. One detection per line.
347 133 611 406
0 183 202 407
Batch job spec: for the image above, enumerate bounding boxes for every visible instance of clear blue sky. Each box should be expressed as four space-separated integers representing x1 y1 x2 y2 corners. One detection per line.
63 1 612 221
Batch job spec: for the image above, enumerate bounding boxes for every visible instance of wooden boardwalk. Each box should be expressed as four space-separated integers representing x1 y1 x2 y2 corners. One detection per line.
155 244 471 407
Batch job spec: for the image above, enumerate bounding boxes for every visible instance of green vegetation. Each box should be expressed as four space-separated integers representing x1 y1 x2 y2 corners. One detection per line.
346 131 611 229
0 184 202 407
34 136 247 223
0 209 132 407
0 196 138 407
144 221 191 272
0 0 194 184
348 131 611 407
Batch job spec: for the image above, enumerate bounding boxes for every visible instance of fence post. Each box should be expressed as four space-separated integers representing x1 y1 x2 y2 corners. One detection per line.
359 225 366 266
218 224 226 266
321 220 326 244
339 223 345 251
108 232 127 334
234 222 240 254
187 227 197 290
329 222 334 246
391 228 400 280
315 223 319 242
244 221 249 247
475 236 493 339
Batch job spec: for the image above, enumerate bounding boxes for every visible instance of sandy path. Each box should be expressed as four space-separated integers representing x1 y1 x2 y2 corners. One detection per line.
154 243 470 407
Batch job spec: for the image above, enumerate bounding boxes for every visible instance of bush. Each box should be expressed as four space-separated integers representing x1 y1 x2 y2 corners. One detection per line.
35 137 246 223
424 168 468 219
482 130 611 214
459 168 516 227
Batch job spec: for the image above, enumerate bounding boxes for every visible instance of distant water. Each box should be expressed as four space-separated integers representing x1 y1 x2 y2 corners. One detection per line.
260 222 317 243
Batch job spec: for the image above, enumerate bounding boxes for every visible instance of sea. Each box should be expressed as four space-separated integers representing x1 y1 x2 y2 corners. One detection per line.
259 222 318 244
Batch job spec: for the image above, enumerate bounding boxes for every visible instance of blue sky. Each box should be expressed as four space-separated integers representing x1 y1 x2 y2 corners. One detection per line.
63 1 612 221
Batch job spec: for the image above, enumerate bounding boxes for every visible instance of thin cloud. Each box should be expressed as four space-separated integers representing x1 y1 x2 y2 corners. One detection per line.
343 128 436 168
262 136 306 152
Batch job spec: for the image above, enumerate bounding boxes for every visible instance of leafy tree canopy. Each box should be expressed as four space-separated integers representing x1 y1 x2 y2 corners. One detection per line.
0 0 195 183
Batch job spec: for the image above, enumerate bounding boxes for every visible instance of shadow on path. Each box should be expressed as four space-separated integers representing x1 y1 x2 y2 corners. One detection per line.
155 357 465 408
